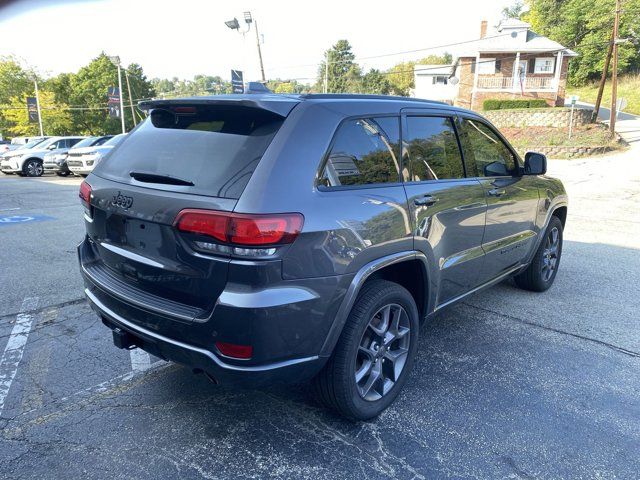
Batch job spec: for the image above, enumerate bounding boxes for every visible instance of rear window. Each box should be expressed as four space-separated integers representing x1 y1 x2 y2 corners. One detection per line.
93 105 284 199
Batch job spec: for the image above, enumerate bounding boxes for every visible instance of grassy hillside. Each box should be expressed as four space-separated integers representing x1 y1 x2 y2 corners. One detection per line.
568 75 640 116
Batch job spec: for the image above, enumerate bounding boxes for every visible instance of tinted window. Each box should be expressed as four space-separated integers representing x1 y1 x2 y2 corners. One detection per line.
320 117 400 187
92 136 113 146
104 134 125 146
94 106 283 199
67 138 83 148
460 119 517 177
404 116 464 181
72 137 97 149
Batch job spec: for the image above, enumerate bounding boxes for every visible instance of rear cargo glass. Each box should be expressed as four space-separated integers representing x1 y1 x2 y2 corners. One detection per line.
93 105 284 199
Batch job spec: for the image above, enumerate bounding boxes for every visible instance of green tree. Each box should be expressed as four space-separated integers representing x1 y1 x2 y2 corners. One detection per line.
0 57 33 137
386 53 452 96
360 69 392 94
317 40 362 93
4 91 73 136
502 1 526 18
521 0 640 84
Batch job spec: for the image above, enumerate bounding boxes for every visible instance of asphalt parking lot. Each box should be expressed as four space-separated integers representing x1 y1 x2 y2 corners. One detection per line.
0 150 639 479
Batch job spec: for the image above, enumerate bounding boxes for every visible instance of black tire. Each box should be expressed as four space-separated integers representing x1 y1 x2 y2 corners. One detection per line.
56 171 70 177
23 159 44 177
313 279 419 421
515 216 563 292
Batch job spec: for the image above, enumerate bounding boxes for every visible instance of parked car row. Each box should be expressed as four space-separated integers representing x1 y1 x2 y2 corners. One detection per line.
0 134 126 177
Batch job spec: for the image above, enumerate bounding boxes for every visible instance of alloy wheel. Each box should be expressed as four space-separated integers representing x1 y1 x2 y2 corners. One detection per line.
27 161 43 177
542 226 560 282
355 303 410 401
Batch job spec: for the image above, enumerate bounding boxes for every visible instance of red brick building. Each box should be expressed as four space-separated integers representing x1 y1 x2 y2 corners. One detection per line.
414 19 577 110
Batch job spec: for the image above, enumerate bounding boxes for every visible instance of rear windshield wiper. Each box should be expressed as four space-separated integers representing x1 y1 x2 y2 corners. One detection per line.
129 171 194 186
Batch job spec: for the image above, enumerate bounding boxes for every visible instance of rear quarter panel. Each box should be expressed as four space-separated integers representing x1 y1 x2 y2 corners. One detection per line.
236 101 416 279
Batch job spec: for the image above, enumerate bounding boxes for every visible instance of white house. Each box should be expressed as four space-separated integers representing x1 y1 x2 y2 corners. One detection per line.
412 64 457 103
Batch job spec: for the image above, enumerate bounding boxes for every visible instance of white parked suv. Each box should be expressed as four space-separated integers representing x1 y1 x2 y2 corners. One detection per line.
67 134 126 176
1 136 84 177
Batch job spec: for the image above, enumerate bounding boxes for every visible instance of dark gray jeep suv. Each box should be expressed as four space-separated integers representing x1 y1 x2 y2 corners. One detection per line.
78 94 567 420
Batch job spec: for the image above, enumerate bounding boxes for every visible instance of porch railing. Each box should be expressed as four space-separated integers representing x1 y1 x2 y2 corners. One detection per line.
477 76 555 90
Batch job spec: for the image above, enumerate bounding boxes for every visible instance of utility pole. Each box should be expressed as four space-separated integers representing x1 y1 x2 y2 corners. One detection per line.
254 21 266 82
33 79 44 136
324 52 329 94
609 0 621 135
124 69 137 127
592 31 614 123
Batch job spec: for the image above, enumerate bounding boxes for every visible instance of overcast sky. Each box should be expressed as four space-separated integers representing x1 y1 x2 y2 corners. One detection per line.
0 0 509 83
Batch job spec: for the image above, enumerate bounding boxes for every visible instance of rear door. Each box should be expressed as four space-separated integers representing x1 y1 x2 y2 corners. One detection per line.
401 111 487 305
457 116 539 283
84 103 287 315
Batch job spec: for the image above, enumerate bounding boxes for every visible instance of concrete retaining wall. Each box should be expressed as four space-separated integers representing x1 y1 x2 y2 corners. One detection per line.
485 108 593 128
515 145 616 159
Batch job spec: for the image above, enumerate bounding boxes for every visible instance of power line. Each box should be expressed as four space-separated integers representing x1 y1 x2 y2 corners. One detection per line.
268 32 513 73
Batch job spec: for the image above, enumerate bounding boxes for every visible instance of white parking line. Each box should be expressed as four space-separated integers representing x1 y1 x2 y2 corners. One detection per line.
0 297 39 416
129 347 152 372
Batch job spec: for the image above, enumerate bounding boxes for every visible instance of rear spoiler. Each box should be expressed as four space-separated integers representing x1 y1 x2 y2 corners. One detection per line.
138 94 300 118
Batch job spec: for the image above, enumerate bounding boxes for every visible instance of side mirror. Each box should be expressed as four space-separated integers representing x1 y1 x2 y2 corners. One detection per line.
48 144 57 150
524 151 547 175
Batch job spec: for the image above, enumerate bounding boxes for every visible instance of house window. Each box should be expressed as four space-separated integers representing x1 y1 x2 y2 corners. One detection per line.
534 57 555 74
477 58 496 75
432 76 448 85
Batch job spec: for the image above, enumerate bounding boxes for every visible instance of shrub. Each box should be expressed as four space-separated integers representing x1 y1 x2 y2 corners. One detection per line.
482 99 550 110
483 99 502 111
528 99 549 109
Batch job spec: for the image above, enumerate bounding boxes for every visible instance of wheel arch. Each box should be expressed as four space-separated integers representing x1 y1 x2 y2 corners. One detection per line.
551 205 567 228
319 251 433 358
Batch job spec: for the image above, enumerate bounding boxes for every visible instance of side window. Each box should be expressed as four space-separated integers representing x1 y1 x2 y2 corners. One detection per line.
459 119 517 177
68 138 82 148
404 116 464 181
320 117 400 187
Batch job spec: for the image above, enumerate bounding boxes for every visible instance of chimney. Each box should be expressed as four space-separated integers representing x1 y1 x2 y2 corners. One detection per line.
480 20 488 38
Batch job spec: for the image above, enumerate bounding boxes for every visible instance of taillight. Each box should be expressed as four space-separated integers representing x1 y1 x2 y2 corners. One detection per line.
215 341 253 360
174 209 303 250
79 180 91 208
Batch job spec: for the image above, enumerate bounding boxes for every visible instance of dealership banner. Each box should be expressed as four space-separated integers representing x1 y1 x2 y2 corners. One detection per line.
26 97 38 123
231 70 244 94
107 87 121 118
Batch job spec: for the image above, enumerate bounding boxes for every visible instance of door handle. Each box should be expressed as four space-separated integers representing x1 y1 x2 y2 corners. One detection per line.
414 195 437 206
488 188 506 197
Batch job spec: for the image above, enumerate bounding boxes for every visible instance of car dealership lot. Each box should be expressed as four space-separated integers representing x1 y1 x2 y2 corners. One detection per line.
0 152 639 479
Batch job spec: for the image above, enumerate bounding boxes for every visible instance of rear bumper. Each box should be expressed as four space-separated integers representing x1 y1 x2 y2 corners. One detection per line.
78 238 348 386
84 287 326 386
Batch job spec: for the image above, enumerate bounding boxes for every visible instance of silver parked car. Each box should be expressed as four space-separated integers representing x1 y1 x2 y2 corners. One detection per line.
67 134 126 177
1 136 85 177
44 135 113 177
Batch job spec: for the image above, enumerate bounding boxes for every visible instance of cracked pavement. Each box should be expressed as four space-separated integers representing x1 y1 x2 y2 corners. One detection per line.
0 147 639 480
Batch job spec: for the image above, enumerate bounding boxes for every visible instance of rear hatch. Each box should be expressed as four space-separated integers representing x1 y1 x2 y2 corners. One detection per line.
83 98 297 318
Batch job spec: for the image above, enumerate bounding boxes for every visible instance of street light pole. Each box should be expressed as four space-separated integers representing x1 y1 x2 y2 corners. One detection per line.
225 12 267 84
254 20 266 83
33 79 44 136
109 55 126 133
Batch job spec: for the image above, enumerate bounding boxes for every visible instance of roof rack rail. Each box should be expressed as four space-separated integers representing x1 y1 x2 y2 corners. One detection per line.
299 93 448 105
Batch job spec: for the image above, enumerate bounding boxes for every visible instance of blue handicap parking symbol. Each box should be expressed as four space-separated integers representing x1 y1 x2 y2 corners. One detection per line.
0 214 55 226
